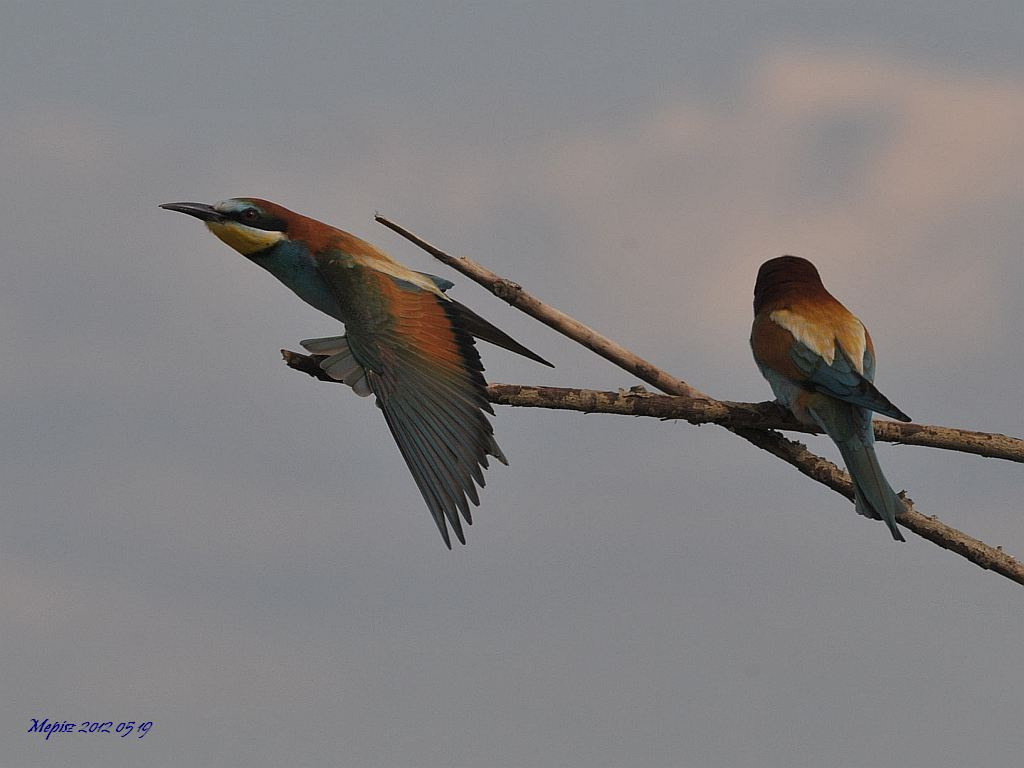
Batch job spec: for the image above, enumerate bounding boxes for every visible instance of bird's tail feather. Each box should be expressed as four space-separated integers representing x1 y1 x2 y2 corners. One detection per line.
809 399 906 542
299 335 372 396
833 436 906 542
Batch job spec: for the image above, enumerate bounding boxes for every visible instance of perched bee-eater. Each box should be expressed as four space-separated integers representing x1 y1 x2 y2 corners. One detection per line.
750 255 911 541
161 198 552 547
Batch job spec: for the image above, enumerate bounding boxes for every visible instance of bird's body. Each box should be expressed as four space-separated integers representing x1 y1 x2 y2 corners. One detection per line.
162 198 551 547
750 256 911 541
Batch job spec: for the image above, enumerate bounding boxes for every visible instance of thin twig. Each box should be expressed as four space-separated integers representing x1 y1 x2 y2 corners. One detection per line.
367 214 1024 586
375 214 707 401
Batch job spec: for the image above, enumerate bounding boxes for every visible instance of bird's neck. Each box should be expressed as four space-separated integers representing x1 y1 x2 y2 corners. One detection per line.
248 240 345 321
753 279 831 315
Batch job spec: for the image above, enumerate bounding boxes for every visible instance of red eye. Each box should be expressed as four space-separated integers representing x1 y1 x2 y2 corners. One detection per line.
242 208 259 221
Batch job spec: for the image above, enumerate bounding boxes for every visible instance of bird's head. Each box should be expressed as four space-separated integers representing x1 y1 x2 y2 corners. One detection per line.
753 255 826 313
160 198 293 255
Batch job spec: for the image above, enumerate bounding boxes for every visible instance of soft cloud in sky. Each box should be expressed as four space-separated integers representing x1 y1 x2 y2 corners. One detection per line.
1 7 1022 766
424 49 1024 356
305 47 1021 432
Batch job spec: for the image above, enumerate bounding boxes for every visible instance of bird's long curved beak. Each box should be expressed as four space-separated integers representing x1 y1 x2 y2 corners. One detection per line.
159 202 227 222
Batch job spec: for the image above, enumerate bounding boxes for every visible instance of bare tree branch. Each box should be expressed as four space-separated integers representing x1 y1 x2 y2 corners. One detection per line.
375 214 708 401
481 383 1024 463
284 348 1024 586
281 351 1023 462
277 215 1024 586
730 428 1023 582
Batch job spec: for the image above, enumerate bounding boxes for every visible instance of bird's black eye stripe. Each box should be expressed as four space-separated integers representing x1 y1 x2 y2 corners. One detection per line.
229 206 286 232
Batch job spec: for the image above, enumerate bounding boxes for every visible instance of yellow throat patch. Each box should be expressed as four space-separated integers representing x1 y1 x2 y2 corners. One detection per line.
205 220 285 255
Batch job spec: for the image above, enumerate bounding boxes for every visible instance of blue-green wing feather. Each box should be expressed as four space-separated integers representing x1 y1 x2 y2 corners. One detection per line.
319 261 506 547
789 342 909 421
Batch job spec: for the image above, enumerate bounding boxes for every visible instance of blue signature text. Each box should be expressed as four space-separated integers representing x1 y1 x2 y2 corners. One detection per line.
27 718 153 740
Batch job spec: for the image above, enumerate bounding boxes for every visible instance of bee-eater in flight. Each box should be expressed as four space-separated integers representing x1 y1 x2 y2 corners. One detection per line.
750 255 911 541
161 198 552 547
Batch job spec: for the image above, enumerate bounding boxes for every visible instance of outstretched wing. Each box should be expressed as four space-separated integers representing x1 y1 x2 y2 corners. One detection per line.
319 262 507 547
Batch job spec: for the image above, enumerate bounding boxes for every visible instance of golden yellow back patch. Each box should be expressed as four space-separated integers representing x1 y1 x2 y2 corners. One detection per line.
770 307 867 374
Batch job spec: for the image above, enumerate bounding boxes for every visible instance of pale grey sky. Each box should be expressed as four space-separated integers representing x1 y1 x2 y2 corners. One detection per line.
2 3 1022 766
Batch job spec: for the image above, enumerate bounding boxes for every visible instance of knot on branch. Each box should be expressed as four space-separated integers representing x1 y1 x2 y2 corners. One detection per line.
618 385 651 396
492 279 523 302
